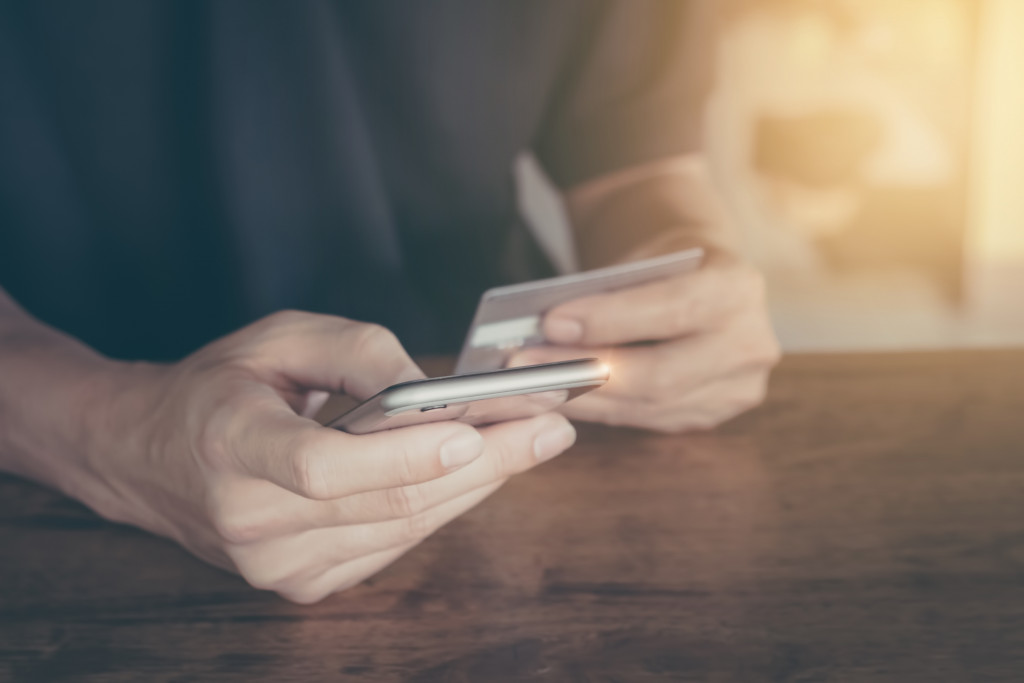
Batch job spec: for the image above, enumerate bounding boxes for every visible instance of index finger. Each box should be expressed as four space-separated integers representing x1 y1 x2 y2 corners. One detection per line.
542 263 759 346
232 399 485 500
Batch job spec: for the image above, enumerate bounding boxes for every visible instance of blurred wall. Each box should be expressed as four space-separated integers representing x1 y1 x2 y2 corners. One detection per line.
964 0 1024 345
707 0 1024 350
519 0 1024 352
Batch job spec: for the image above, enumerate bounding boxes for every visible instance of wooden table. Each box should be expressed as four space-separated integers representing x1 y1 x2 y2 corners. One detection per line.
3 351 1024 681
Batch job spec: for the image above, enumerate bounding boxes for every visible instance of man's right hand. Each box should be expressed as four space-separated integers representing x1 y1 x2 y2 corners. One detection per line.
0 307 577 603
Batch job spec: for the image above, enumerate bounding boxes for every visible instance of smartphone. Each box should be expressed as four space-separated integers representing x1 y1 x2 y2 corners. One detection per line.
321 358 609 435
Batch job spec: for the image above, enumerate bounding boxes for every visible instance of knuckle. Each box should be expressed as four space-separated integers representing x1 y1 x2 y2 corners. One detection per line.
234 559 286 593
346 323 401 362
261 309 309 330
735 378 769 412
723 316 780 371
385 483 427 519
196 420 232 470
245 310 307 348
499 438 527 476
392 441 422 488
693 414 724 431
761 337 783 366
194 391 254 471
289 432 331 499
210 504 267 546
483 435 517 479
278 582 330 605
274 573 333 602
742 334 782 370
290 449 316 498
244 310 322 357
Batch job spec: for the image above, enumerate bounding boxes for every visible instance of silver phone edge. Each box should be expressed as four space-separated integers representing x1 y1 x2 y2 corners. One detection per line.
323 358 608 431
380 358 607 411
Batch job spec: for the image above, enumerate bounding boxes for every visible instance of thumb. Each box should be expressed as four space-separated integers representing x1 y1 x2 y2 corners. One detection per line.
246 311 425 400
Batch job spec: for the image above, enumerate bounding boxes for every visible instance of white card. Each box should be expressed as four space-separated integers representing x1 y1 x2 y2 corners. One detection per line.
454 247 704 374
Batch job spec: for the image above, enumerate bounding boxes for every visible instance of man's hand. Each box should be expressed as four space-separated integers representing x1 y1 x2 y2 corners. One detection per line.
508 155 779 433
510 248 779 433
0 306 576 604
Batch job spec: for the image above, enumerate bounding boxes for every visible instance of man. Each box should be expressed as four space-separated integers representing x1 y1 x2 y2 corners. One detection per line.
0 1 778 603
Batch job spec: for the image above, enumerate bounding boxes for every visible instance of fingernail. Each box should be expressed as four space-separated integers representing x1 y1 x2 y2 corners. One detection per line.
440 431 484 470
545 317 583 344
532 422 577 462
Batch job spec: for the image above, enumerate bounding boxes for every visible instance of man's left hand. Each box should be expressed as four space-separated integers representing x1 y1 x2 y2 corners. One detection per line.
509 248 780 433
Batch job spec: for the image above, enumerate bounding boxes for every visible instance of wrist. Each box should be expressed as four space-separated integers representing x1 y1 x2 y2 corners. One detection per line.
75 359 163 483
0 326 139 498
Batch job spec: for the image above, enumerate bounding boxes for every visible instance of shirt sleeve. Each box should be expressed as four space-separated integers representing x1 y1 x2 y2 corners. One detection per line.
534 0 718 189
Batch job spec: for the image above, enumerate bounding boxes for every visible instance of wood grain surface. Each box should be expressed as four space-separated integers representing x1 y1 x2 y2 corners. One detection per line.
3 351 1024 682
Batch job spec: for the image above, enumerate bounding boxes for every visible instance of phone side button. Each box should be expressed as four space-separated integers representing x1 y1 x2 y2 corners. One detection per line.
420 404 448 412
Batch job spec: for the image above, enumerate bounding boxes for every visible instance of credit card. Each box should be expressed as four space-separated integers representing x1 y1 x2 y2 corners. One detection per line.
454 247 704 374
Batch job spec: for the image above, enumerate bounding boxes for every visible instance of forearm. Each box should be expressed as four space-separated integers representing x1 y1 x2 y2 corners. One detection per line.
0 288 125 496
565 154 739 269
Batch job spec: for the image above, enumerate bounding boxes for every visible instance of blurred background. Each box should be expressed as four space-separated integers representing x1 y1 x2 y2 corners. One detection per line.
521 0 1024 352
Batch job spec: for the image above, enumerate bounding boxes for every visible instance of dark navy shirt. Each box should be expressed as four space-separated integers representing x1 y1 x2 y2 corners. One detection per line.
0 1 713 360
